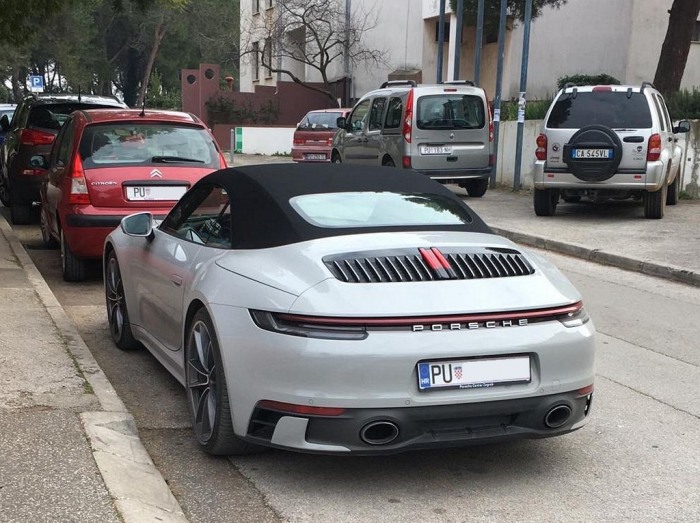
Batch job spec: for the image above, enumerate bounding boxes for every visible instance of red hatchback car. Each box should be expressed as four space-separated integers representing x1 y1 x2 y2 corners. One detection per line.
38 109 226 281
291 108 351 162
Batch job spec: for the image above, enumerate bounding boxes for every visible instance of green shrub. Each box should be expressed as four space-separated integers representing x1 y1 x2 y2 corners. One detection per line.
498 99 552 121
205 95 279 126
556 73 620 90
666 88 700 120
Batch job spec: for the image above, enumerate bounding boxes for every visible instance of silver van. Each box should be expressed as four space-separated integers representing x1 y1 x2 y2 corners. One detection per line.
332 80 494 197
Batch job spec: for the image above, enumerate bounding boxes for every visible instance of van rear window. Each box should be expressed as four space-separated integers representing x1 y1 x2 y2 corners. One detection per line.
547 92 652 129
416 95 485 130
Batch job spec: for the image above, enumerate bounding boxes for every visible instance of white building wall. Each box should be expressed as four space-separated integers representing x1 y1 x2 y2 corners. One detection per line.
507 0 634 100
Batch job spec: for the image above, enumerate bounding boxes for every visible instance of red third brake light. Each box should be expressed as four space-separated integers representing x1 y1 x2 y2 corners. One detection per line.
647 133 661 161
592 85 613 92
402 88 414 143
68 155 91 205
20 128 55 146
535 134 547 161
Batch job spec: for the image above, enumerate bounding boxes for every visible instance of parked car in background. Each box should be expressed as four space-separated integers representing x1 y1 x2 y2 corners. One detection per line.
0 93 127 224
104 163 595 456
38 108 226 281
533 82 690 219
0 104 16 146
332 80 494 197
291 108 351 162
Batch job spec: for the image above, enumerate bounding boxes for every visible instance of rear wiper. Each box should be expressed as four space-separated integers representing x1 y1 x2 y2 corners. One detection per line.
151 155 205 163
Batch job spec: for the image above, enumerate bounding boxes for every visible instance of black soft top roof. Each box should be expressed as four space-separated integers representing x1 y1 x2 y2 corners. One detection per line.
189 163 492 248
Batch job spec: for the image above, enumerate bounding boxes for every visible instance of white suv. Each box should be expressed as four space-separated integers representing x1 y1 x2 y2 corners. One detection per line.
533 82 690 219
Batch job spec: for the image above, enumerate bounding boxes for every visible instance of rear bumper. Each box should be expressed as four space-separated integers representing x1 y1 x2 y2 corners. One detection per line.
533 160 666 191
64 211 166 258
246 389 594 455
291 145 332 163
412 166 491 183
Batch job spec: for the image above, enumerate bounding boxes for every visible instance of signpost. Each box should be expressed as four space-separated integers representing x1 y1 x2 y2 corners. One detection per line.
28 75 44 93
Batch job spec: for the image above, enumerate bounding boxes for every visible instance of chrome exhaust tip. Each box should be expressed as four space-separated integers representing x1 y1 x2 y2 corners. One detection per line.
359 420 400 445
544 404 572 428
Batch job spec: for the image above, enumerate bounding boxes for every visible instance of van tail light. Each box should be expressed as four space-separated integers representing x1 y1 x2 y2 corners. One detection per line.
647 133 661 161
535 134 547 161
326 137 334 146
402 156 411 168
20 128 55 146
402 89 414 143
485 93 494 142
219 151 228 168
68 155 91 205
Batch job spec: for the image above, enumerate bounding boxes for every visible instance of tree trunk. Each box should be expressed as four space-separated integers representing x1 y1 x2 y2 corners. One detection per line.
136 18 167 108
653 0 700 97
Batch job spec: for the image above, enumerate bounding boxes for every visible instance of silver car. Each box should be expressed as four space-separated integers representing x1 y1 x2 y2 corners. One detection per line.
533 82 690 219
332 81 494 197
105 163 595 456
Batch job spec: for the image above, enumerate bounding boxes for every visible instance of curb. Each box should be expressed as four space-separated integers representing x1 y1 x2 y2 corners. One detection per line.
0 216 188 523
491 227 700 287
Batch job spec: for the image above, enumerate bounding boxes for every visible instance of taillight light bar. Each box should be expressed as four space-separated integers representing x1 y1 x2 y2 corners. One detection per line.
20 128 55 146
647 133 661 161
535 133 547 161
68 155 91 205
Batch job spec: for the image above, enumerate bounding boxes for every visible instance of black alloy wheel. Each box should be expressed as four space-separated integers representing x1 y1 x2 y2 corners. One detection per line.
666 172 679 206
185 308 261 456
331 152 342 163
0 174 10 207
105 251 138 350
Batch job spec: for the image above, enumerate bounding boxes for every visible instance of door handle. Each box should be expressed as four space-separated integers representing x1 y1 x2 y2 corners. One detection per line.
171 274 183 286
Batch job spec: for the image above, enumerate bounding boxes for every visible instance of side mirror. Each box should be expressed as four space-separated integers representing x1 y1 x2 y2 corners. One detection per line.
29 155 48 169
0 115 9 132
121 212 154 238
336 116 347 130
673 120 691 134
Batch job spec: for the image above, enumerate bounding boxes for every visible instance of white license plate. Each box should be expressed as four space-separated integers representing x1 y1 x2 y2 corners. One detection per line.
126 186 187 201
417 356 531 391
304 153 327 160
571 148 612 159
420 145 452 155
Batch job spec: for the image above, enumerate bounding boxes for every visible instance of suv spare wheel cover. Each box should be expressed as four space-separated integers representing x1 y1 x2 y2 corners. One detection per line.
563 125 623 182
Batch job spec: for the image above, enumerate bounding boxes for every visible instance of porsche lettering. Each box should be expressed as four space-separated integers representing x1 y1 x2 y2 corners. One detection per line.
412 319 528 332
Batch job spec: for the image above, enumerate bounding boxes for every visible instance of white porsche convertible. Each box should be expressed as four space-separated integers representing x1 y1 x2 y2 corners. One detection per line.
104 163 595 455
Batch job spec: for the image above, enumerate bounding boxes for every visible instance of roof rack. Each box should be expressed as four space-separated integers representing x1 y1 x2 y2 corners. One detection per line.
443 80 475 86
562 83 578 98
380 80 417 89
640 81 656 93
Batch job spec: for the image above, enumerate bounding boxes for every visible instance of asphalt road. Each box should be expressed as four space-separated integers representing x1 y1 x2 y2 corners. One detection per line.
7 209 700 523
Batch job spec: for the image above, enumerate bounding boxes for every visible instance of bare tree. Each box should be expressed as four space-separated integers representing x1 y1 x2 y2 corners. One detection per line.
653 0 700 97
240 0 386 105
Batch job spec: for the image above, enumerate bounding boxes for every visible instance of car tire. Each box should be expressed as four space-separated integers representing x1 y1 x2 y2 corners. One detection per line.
186 308 263 456
105 251 139 350
534 188 559 216
382 158 395 167
61 229 85 282
461 179 489 198
0 174 10 207
564 125 623 182
331 152 341 164
40 207 59 248
10 203 32 225
666 172 679 206
643 183 667 219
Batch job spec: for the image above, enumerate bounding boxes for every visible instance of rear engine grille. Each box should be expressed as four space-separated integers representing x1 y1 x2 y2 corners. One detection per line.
324 247 534 283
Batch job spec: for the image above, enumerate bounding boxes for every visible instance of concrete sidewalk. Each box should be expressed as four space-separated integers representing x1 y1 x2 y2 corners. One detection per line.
0 216 187 522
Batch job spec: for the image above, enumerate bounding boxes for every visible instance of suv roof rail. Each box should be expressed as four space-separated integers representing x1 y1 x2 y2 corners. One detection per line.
443 80 475 86
380 80 417 89
563 82 577 89
562 83 578 98
640 81 656 93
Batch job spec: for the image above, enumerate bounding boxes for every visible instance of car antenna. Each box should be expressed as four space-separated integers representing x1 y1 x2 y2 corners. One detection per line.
78 85 82 103
139 91 146 117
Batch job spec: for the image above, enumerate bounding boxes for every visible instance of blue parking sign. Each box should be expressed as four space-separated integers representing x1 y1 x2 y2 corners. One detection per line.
28 75 44 92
